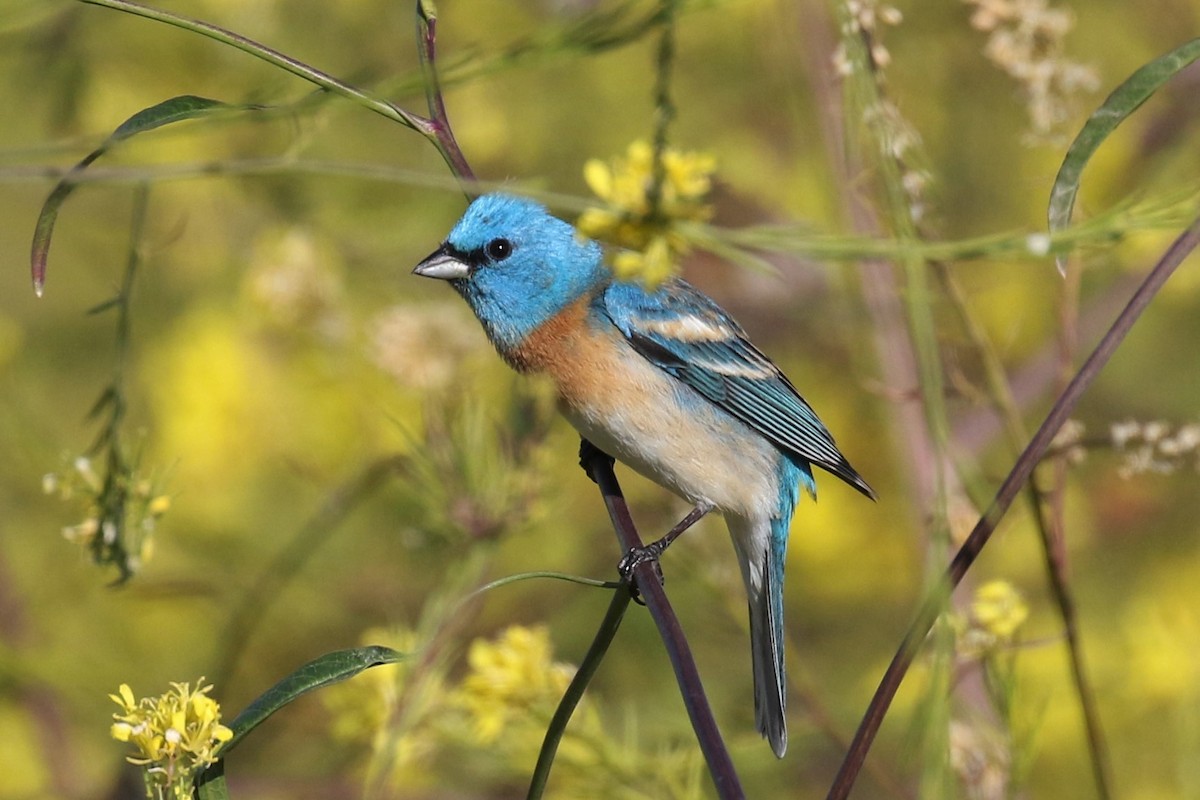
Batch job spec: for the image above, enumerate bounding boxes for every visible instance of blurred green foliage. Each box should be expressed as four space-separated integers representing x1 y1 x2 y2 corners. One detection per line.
3 0 1200 798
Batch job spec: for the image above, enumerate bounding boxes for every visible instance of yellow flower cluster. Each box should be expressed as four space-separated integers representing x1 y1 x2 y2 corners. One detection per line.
971 580 1030 640
453 624 576 744
110 678 234 800
324 624 586 789
577 140 715 288
955 580 1031 659
324 624 700 798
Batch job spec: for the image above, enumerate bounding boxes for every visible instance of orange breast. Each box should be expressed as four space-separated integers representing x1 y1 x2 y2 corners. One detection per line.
508 295 785 519
507 296 623 406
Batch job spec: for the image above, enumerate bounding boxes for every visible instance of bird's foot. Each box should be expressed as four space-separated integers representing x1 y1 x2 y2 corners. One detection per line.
615 502 716 604
578 438 615 484
617 541 668 605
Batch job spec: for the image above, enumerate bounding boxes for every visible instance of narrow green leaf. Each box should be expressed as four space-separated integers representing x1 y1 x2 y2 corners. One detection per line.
86 295 124 315
85 386 118 420
30 95 246 297
1049 38 1200 273
193 646 403 796
109 95 236 141
222 646 404 755
195 760 230 800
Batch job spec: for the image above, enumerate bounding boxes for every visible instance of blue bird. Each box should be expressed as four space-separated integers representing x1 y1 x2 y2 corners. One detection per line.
414 193 873 757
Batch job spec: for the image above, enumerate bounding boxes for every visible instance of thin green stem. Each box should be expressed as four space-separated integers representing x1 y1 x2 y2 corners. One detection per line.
76 0 435 134
527 583 631 800
8 156 1195 267
1034 511 1113 800
1046 254 1114 800
938 236 1113 798
84 183 150 582
470 572 619 597
77 0 477 183
937 258 1113 800
646 0 677 220
841 7 954 792
213 455 407 687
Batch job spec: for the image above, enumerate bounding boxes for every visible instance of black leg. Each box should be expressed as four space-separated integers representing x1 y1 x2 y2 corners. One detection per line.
578 438 615 484
618 502 715 601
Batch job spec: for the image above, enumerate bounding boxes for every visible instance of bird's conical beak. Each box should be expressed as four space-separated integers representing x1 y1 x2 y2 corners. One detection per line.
412 245 470 281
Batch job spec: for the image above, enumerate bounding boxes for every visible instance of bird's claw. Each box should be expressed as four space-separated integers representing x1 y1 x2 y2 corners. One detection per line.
617 542 667 605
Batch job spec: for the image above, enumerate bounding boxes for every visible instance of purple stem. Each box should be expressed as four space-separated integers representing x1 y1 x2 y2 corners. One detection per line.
827 215 1200 800
580 446 745 800
416 2 476 185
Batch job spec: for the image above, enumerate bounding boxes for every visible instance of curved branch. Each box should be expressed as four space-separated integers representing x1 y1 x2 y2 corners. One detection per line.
416 1 476 184
827 215 1200 800
579 444 745 800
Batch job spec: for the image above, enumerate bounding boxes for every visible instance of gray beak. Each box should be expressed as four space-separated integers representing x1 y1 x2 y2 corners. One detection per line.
413 245 470 281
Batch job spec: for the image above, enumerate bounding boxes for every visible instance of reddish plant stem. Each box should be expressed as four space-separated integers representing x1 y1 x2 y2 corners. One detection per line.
827 216 1200 800
416 1 476 185
581 445 745 800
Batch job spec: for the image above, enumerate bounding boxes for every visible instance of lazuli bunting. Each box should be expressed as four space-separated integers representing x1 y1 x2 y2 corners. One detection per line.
414 193 873 757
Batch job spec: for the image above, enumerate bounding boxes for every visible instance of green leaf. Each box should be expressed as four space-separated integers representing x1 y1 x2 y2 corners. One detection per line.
30 95 247 297
85 385 118 420
86 295 124 316
222 645 404 755
108 95 237 142
1048 38 1200 273
195 760 230 800
193 646 404 797
417 0 438 25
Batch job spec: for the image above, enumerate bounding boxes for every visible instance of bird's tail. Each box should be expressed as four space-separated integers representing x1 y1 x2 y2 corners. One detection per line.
731 516 789 758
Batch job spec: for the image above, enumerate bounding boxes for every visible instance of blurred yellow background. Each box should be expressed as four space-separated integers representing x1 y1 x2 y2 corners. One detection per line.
2 0 1200 797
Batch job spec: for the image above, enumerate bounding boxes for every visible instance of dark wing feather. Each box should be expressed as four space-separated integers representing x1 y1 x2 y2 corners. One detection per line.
601 278 874 499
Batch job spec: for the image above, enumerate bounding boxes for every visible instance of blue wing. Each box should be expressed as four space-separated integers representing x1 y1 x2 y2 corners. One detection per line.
600 278 875 499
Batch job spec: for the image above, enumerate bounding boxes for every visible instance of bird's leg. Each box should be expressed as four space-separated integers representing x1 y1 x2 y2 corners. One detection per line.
578 437 615 484
618 502 716 600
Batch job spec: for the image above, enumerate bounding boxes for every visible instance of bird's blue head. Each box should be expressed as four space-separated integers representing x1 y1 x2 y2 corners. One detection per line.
413 193 607 353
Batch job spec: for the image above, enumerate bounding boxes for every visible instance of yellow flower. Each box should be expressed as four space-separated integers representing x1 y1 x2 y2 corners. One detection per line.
952 580 1031 660
109 678 234 800
612 235 676 286
453 625 575 745
971 580 1029 640
577 140 715 288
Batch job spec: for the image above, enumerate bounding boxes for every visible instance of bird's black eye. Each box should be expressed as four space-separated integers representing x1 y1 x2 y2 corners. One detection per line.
486 238 513 262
